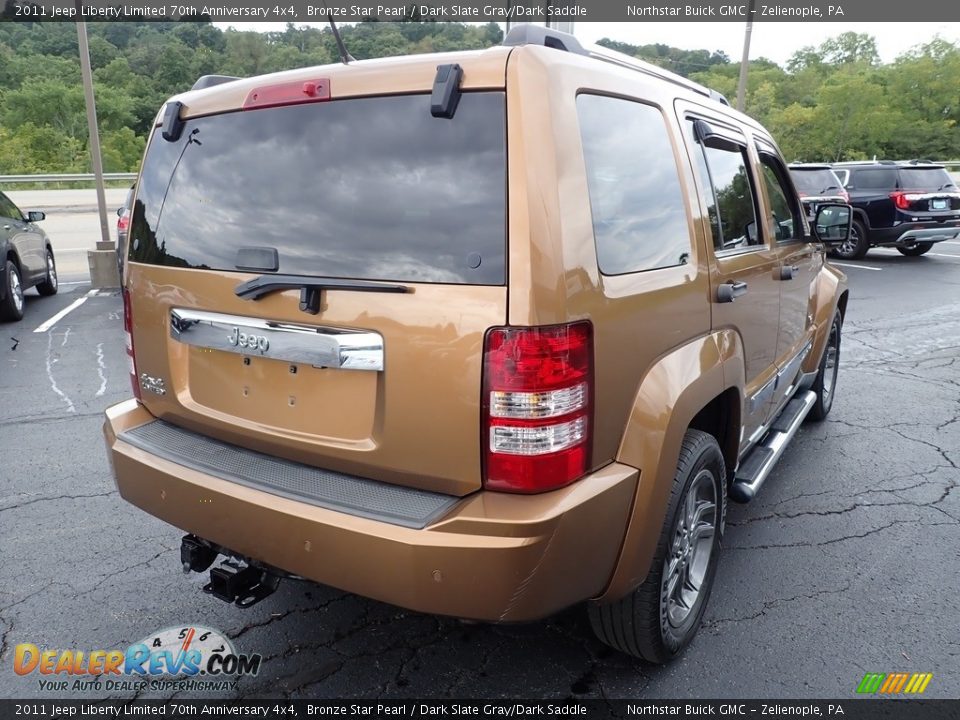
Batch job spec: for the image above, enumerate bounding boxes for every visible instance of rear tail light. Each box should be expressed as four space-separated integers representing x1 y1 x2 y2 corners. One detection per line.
890 191 916 210
840 189 849 203
482 322 593 493
122 289 141 401
117 213 130 233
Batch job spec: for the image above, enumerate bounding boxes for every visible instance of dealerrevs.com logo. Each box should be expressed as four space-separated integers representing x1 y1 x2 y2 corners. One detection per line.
13 625 262 692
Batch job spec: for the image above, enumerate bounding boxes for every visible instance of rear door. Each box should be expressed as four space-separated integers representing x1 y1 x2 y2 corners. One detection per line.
755 143 819 409
680 108 781 443
126 90 508 496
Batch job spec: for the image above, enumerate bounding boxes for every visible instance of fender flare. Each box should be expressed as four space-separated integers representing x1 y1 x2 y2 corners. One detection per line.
597 330 744 602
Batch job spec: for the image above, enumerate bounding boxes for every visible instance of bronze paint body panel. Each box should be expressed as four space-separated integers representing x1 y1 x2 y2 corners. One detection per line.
108 41 847 619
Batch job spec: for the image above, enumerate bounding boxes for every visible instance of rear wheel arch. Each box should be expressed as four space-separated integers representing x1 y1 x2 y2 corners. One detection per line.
837 289 849 322
602 332 742 602
688 387 741 487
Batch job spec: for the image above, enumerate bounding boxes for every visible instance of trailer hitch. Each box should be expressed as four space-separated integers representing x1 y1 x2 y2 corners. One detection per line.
180 535 280 609
204 562 280 609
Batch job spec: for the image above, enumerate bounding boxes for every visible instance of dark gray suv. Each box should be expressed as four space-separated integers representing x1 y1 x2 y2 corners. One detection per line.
0 191 58 321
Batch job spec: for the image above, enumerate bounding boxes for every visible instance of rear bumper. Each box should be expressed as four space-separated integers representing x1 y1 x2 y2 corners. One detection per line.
870 222 960 247
103 400 638 622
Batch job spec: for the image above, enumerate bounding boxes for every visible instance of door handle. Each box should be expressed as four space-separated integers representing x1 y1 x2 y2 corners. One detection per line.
779 265 799 280
717 280 748 303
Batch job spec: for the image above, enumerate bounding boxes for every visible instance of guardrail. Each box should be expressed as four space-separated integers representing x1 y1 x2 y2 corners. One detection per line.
0 172 137 183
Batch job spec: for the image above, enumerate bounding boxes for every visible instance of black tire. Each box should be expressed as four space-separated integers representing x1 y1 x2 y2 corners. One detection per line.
807 311 841 422
830 218 869 260
0 259 25 322
36 248 58 296
896 243 933 257
588 429 725 663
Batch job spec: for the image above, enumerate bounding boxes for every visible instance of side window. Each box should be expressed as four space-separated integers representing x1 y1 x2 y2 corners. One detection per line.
577 94 692 274
686 121 760 252
758 154 803 242
853 168 897 189
0 193 22 221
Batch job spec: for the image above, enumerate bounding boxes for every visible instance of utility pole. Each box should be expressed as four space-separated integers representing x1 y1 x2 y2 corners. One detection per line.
736 0 756 113
76 17 119 287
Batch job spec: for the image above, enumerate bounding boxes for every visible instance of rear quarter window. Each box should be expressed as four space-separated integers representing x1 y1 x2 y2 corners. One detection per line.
577 94 691 274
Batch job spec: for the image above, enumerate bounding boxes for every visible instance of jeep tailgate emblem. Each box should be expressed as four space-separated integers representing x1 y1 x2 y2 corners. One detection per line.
227 326 269 354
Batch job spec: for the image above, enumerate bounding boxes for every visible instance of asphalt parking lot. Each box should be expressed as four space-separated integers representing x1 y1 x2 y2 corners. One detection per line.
1 244 958 700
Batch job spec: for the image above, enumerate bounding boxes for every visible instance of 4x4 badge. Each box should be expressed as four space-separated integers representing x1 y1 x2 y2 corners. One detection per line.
227 326 269 354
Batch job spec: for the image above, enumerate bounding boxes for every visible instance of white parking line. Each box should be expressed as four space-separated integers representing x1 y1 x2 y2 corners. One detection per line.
33 289 96 333
928 253 960 259
830 262 883 271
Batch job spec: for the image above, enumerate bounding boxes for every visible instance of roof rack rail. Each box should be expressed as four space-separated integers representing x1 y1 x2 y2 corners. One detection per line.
192 75 241 91
502 25 730 106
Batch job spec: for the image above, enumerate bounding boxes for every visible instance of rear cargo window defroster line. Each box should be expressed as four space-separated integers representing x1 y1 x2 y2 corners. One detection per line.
119 420 459 529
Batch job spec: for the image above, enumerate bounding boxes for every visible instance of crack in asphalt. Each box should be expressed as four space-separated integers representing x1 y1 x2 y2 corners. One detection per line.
73 546 179 600
0 613 12 662
229 591 351 641
0 491 115 515
703 582 852 631
729 483 958 528
727 518 954 551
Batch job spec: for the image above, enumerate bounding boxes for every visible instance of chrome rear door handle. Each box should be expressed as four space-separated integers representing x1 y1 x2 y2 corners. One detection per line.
717 281 748 303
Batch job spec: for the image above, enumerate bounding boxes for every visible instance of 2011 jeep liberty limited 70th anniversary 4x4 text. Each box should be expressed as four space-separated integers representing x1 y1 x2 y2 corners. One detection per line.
103 26 852 663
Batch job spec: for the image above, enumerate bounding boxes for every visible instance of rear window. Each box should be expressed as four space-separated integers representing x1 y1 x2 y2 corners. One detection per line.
130 92 506 285
898 168 955 191
789 169 843 196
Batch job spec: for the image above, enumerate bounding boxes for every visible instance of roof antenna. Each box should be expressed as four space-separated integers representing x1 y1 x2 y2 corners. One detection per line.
326 13 354 65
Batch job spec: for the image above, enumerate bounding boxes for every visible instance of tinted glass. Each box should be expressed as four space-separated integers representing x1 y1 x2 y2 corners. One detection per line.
852 168 896 189
700 144 760 250
578 95 691 274
130 93 506 285
760 156 802 241
899 168 955 191
790 169 843 195
0 192 22 221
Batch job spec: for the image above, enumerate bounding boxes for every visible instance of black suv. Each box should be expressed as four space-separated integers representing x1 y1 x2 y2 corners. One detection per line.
830 161 960 259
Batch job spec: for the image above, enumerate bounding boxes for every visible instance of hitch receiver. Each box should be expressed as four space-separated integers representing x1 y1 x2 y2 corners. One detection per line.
181 535 217 574
203 563 280 609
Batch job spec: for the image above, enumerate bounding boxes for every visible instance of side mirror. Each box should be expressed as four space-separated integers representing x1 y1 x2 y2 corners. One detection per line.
812 204 852 244
27 211 45 222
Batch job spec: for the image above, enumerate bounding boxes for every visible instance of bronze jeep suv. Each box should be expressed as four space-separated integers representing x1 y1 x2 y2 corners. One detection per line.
103 26 851 662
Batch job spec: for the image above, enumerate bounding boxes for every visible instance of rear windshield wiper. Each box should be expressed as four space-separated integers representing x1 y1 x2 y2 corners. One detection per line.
236 274 409 315
819 185 841 193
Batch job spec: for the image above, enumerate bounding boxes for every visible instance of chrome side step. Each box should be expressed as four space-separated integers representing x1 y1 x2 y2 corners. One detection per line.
730 391 817 503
